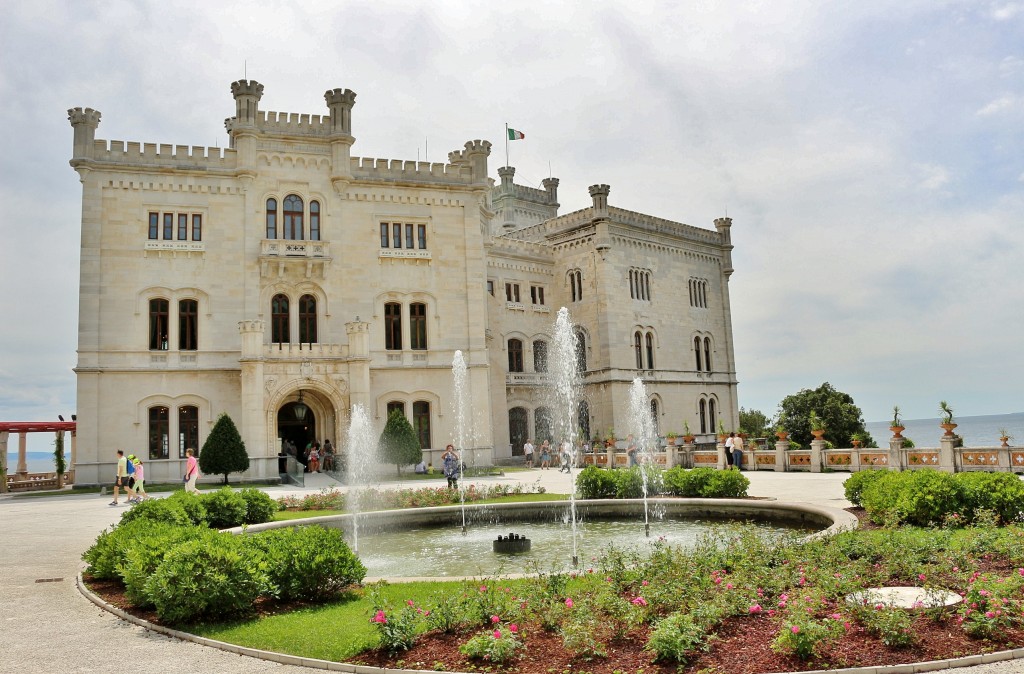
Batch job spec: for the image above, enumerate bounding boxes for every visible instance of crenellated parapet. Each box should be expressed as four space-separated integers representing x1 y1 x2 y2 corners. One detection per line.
87 139 238 171
230 79 264 128
324 88 356 135
349 156 475 185
463 140 491 184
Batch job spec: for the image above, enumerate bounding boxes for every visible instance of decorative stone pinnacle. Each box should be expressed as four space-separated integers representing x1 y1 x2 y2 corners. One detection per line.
68 107 102 127
588 184 610 198
324 88 357 106
464 139 492 155
230 79 264 100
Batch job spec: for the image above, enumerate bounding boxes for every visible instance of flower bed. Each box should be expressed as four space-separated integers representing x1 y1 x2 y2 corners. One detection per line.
276 482 546 512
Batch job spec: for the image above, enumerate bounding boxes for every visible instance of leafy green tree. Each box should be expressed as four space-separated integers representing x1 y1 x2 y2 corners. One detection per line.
777 382 875 448
199 413 250 485
738 407 772 438
378 409 422 476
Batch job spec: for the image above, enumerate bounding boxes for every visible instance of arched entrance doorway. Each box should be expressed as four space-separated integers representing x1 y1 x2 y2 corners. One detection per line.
277 402 316 463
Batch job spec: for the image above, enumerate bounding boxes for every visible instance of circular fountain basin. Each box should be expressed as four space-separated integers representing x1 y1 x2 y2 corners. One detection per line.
242 499 856 580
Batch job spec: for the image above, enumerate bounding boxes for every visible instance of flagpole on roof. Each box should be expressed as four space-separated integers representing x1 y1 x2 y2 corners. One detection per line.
505 123 509 168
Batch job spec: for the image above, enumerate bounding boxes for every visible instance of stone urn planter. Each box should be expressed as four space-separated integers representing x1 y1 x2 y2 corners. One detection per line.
776 430 789 441
890 425 905 439
683 434 695 444
1000 436 1010 448
667 436 678 446
811 430 826 440
940 423 958 438
852 439 862 448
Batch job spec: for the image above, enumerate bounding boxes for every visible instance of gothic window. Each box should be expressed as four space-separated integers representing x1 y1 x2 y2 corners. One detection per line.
309 200 320 241
283 195 303 240
629 270 636 299
570 271 578 302
178 299 198 351
266 198 278 239
646 332 655 369
299 294 317 344
385 302 402 350
192 214 202 241
410 302 427 350
387 400 406 418
148 212 159 240
575 270 583 301
178 405 198 459
271 294 289 344
634 331 643 369
149 406 169 460
699 400 707 434
149 299 169 351
701 280 708 308
508 338 524 373
709 398 717 433
704 337 712 372
533 340 548 373
651 399 660 434
645 272 651 301
694 336 702 371
574 328 587 372
413 401 431 449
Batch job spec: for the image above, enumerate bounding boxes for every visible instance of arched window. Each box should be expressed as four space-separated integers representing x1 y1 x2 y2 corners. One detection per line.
309 200 320 241
704 337 712 372
149 406 169 459
629 270 636 299
271 294 289 344
508 407 528 454
578 400 590 442
283 194 303 240
645 272 651 301
410 302 427 350
646 332 655 369
651 399 659 434
694 336 702 371
570 270 583 302
699 399 707 434
384 302 402 350
533 340 548 373
701 281 708 308
569 270 578 302
574 328 587 372
709 398 717 434
386 400 406 419
299 294 317 344
266 198 278 239
535 406 552 444
413 401 431 449
634 331 643 369
149 299 169 351
178 299 198 351
508 338 524 373
178 405 198 459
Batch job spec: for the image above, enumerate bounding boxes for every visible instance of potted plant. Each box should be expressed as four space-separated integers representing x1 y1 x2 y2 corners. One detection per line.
809 411 826 440
998 428 1012 448
890 405 905 439
851 432 864 449
775 413 788 441
939 401 957 437
666 431 678 446
717 420 727 442
682 420 695 444
605 429 616 448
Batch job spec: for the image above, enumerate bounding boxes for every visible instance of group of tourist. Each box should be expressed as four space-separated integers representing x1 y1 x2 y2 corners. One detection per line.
523 439 585 472
724 432 745 470
109 446 200 506
282 438 340 473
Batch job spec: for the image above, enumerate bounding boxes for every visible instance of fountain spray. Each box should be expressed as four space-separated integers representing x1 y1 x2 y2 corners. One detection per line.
344 403 376 554
549 308 583 566
627 378 658 537
452 350 471 534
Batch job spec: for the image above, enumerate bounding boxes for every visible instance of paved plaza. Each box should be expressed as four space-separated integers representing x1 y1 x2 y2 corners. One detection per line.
0 470 1020 673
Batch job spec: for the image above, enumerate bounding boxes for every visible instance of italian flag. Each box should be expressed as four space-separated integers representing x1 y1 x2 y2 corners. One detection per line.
507 128 525 140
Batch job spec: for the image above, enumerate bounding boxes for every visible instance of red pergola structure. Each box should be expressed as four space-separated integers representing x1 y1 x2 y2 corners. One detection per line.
0 420 78 492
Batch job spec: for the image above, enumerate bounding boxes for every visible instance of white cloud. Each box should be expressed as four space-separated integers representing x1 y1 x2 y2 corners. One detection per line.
990 2 1023 20
975 95 1019 116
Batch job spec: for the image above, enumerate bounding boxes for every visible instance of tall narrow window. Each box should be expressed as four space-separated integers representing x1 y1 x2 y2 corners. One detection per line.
651 399 659 434
578 401 590 442
646 332 655 369
645 272 651 301
283 194 303 240
630 270 636 299
149 299 169 350
570 272 578 302
178 405 198 459
149 406 169 460
575 329 587 372
704 337 712 372
309 201 320 241
533 340 548 373
178 299 198 351
299 294 317 344
413 401 431 449
392 222 402 248
410 302 427 350
701 281 708 308
380 222 389 248
387 400 406 419
688 280 694 306
505 283 520 303
177 214 188 240
192 214 202 241
385 302 402 350
163 213 173 240
405 223 414 249
271 294 290 344
148 212 159 240
417 224 427 249
575 271 583 300
508 338 524 372
694 337 702 371
709 399 717 433
266 198 278 239
634 332 643 369
699 400 707 434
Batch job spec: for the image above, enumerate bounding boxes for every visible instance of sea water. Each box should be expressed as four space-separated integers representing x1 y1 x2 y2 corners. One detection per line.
865 411 1024 447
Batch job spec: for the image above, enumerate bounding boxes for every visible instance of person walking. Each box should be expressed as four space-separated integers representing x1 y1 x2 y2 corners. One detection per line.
559 440 573 473
442 444 460 489
523 438 535 468
129 457 149 503
184 448 201 494
109 449 129 506
539 440 551 469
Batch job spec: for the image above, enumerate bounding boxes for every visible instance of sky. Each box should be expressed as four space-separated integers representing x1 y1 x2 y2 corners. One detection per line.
1 0 1022 453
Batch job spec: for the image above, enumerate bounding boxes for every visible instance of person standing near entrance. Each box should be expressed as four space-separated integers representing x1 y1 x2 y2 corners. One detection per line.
184 448 201 494
109 449 128 506
524 438 535 468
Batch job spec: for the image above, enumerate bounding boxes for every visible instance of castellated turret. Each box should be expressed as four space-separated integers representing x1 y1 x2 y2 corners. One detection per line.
542 177 560 207
68 107 102 160
230 79 264 127
715 217 734 276
589 184 611 219
324 88 356 135
464 140 492 184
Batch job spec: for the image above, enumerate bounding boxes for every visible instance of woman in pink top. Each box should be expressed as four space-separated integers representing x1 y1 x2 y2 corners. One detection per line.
130 457 149 503
184 448 201 494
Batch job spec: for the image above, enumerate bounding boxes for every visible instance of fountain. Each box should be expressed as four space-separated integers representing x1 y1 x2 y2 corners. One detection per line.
451 350 472 533
627 377 658 537
344 403 377 554
547 307 583 566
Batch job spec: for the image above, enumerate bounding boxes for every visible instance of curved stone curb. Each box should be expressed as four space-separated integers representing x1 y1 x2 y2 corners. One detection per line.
78 570 1024 674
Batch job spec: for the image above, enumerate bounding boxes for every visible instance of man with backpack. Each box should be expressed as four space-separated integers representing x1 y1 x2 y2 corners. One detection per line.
110 449 130 506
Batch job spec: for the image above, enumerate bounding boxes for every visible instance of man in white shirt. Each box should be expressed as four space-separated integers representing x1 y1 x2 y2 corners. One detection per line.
524 439 535 468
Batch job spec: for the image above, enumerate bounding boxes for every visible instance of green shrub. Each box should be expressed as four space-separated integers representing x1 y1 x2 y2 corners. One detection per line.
239 488 278 525
164 490 208 525
246 525 366 601
460 624 524 664
702 469 749 497
663 466 705 497
614 467 645 499
201 487 248 529
82 521 149 580
120 525 213 606
661 467 748 498
955 472 1024 524
575 466 617 499
145 533 271 623
843 470 886 507
117 498 192 527
645 612 711 664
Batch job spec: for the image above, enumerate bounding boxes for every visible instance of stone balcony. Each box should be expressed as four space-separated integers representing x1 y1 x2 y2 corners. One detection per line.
506 372 549 387
263 343 348 360
260 239 331 278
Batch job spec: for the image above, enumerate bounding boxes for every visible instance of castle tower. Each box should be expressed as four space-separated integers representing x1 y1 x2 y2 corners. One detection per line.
543 177 560 207
463 140 492 185
325 88 357 189
590 184 612 256
497 166 517 230
345 320 371 411
714 217 734 277
227 80 263 174
68 107 101 161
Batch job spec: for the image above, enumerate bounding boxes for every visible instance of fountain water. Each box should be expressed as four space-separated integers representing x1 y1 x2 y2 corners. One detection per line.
627 378 658 537
451 350 472 533
344 403 377 554
547 307 584 566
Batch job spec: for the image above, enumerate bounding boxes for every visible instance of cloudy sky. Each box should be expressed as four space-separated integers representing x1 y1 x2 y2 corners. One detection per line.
1 0 1022 451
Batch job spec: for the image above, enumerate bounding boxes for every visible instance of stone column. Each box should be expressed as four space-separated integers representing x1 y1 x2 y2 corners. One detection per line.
888 437 904 471
665 444 676 469
17 432 28 477
681 441 694 469
938 436 957 473
605 442 615 468
810 439 824 472
774 439 790 472
238 320 266 477
345 321 371 412
0 431 8 492
55 430 65 488
717 441 727 470
70 430 77 484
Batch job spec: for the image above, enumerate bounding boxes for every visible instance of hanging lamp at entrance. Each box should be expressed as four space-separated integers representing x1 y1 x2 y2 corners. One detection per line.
294 390 308 421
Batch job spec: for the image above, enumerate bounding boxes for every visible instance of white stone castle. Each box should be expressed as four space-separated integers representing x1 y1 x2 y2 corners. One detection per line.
67 80 739 485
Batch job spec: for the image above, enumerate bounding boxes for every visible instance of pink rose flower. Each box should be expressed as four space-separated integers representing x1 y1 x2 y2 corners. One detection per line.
493 629 501 639
632 596 648 607
749 604 762 614
791 625 800 634
509 624 518 633
372 610 387 624
565 597 574 608
491 615 500 623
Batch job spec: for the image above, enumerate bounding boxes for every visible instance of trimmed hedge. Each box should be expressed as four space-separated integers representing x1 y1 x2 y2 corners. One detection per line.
245 526 366 601
117 487 276 530
576 466 749 500
239 487 280 524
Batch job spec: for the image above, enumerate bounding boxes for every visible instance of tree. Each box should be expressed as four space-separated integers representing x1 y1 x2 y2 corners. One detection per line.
378 409 422 476
777 382 876 448
199 413 250 485
738 407 772 438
